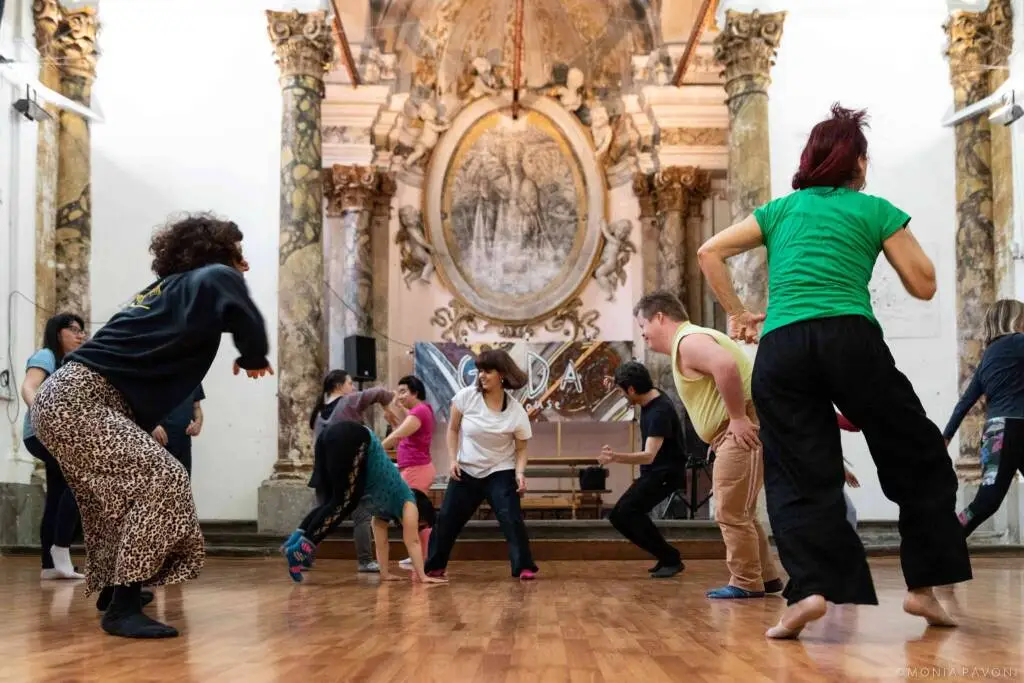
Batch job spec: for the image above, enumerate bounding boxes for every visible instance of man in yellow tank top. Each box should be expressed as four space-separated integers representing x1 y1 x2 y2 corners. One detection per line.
633 291 781 598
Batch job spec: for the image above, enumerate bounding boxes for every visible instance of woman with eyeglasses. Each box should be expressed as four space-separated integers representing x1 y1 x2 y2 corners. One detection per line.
21 313 88 580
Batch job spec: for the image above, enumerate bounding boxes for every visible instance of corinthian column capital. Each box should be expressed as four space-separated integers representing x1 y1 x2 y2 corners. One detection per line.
633 173 657 219
324 164 381 216
654 166 711 214
944 10 992 104
986 0 1013 65
32 0 62 57
266 10 334 84
713 9 786 100
55 7 99 83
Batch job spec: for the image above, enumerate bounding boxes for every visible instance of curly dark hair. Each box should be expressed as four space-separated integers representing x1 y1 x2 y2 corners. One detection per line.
149 212 245 278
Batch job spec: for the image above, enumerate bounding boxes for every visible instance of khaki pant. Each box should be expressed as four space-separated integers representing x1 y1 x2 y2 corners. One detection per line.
709 407 779 592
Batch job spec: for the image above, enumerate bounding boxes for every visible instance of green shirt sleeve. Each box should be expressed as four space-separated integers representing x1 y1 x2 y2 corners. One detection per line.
875 196 911 243
753 195 786 242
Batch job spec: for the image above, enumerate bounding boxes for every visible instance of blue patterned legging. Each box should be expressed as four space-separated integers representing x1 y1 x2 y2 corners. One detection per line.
959 417 1024 536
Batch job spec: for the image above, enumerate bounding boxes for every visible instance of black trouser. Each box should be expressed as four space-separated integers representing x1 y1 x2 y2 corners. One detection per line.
961 417 1024 535
752 315 972 606
610 468 683 566
165 433 192 478
298 422 369 545
24 436 81 568
425 469 537 577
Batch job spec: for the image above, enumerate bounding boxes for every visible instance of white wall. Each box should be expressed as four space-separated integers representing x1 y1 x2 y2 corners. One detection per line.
0 0 42 484
743 0 960 520
91 0 282 519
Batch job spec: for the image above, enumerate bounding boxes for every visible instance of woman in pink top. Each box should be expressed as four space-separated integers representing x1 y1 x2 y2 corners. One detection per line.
382 375 436 493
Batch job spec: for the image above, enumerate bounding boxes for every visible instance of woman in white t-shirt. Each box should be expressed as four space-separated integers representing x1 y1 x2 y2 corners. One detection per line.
423 349 538 580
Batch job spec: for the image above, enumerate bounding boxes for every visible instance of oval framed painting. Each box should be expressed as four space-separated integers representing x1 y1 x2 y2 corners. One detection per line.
423 92 607 324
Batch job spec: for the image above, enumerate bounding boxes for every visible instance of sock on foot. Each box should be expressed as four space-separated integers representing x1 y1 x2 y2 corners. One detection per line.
96 586 154 611
102 585 177 638
280 529 303 551
648 562 663 574
48 546 84 579
285 536 314 582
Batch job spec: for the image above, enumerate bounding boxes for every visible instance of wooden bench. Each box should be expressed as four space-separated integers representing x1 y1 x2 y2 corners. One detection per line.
472 458 610 520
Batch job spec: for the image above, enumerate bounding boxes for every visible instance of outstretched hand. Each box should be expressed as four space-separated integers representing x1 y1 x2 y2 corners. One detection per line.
728 310 766 344
233 361 274 379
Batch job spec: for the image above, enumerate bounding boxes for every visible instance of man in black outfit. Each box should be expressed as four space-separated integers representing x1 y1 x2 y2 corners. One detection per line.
599 361 686 578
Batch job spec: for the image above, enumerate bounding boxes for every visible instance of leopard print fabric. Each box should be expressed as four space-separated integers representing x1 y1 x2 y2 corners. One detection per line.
32 361 205 596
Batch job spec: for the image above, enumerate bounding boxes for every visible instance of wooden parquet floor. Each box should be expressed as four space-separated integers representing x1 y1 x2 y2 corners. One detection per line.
0 555 1021 682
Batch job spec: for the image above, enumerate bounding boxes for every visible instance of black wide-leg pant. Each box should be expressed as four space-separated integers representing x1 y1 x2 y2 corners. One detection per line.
752 315 972 606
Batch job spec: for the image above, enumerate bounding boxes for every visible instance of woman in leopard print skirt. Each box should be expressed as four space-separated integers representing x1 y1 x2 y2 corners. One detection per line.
32 213 271 639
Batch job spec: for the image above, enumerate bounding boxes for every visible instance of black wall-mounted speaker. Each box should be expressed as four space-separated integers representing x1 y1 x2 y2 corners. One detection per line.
344 335 377 382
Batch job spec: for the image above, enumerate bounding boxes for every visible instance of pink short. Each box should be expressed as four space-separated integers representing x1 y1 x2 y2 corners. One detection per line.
401 462 436 493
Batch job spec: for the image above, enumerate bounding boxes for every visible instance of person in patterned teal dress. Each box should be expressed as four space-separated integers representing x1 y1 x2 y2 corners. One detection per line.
281 421 447 585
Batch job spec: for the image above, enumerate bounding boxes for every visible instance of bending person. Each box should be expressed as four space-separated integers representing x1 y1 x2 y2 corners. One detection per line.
281 421 445 585
424 349 538 580
306 369 394 573
632 295 781 596
598 361 688 579
31 213 272 639
697 103 970 638
942 299 1024 535
20 312 87 580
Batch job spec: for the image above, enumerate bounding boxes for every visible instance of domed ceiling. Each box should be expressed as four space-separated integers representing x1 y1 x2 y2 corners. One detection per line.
374 0 659 91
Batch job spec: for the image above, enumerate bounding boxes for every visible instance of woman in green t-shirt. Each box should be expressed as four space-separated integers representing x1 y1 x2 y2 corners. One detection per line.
697 104 971 639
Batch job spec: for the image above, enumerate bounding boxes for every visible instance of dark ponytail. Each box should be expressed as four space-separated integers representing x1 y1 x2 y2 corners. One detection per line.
308 370 350 429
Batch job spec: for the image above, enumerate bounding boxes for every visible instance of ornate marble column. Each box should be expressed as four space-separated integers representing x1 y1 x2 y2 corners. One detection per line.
32 0 61 344
683 169 712 328
945 10 996 483
987 0 1014 299
323 165 378 368
634 173 660 298
54 6 98 323
653 167 687 306
713 9 785 315
370 174 396 392
266 9 333 483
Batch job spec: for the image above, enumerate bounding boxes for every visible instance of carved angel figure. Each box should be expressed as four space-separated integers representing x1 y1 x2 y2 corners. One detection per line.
396 205 435 286
403 101 450 169
589 104 613 158
593 219 636 301
556 67 584 111
465 56 498 99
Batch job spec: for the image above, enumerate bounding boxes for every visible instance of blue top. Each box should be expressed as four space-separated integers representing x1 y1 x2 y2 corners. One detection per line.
943 333 1024 440
362 428 415 521
22 348 58 441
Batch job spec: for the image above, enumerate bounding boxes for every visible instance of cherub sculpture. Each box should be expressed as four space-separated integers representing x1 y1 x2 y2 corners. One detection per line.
593 219 636 301
395 205 435 286
556 67 584 111
589 103 613 159
403 100 450 169
464 57 498 100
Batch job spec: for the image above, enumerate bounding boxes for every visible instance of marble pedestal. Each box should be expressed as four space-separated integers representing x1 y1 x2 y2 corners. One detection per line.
257 481 317 535
0 483 44 547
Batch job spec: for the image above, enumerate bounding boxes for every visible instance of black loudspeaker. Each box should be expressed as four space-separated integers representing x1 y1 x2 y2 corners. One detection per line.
344 335 377 382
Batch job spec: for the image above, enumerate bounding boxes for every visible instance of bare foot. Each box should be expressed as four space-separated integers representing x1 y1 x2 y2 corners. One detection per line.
766 594 828 639
903 588 957 627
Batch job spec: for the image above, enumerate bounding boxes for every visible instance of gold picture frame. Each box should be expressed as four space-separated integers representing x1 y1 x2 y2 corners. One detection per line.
423 92 608 326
